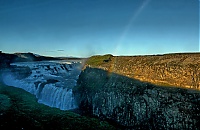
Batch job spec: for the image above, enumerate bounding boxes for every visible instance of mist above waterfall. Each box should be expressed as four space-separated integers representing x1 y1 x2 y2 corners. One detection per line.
2 60 82 110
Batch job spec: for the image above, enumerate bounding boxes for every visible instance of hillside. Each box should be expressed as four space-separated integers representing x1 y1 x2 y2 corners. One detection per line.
84 53 200 90
0 52 83 68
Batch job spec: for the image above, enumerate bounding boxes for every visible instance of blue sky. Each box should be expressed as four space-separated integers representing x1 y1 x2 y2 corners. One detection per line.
0 0 199 57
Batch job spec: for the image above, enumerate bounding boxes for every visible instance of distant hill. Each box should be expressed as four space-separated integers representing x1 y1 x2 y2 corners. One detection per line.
0 51 83 68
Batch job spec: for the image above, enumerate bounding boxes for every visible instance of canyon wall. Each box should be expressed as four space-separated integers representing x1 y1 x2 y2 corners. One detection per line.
74 53 200 129
85 53 200 89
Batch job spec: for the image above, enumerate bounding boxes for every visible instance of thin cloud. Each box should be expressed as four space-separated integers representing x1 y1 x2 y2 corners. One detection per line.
57 50 65 52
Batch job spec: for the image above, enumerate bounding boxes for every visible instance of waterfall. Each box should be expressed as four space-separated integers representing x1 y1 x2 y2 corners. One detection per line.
2 60 82 110
38 84 76 110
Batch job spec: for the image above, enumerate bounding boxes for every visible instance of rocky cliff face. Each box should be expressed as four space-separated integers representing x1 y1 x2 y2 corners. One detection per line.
74 53 200 129
75 67 200 129
85 53 200 90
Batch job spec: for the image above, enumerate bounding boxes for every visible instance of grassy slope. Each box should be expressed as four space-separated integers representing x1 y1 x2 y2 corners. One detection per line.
0 83 116 130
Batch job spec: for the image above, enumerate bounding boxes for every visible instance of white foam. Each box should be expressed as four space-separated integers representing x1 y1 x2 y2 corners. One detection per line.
38 84 77 110
3 60 82 110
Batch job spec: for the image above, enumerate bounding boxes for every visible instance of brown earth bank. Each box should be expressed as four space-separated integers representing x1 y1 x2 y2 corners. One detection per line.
84 53 200 90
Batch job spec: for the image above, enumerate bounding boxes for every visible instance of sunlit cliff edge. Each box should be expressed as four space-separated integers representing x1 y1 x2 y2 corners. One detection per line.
84 53 200 90
75 53 200 129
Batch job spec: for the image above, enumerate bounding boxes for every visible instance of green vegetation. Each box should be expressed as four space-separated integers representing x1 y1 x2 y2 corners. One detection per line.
0 83 116 130
86 54 113 66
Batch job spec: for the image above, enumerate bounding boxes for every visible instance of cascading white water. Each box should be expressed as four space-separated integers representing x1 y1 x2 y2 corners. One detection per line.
2 60 82 110
38 84 76 110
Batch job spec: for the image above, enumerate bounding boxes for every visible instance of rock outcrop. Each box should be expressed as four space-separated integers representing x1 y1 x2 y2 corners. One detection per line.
74 53 200 129
75 67 200 129
85 53 200 90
